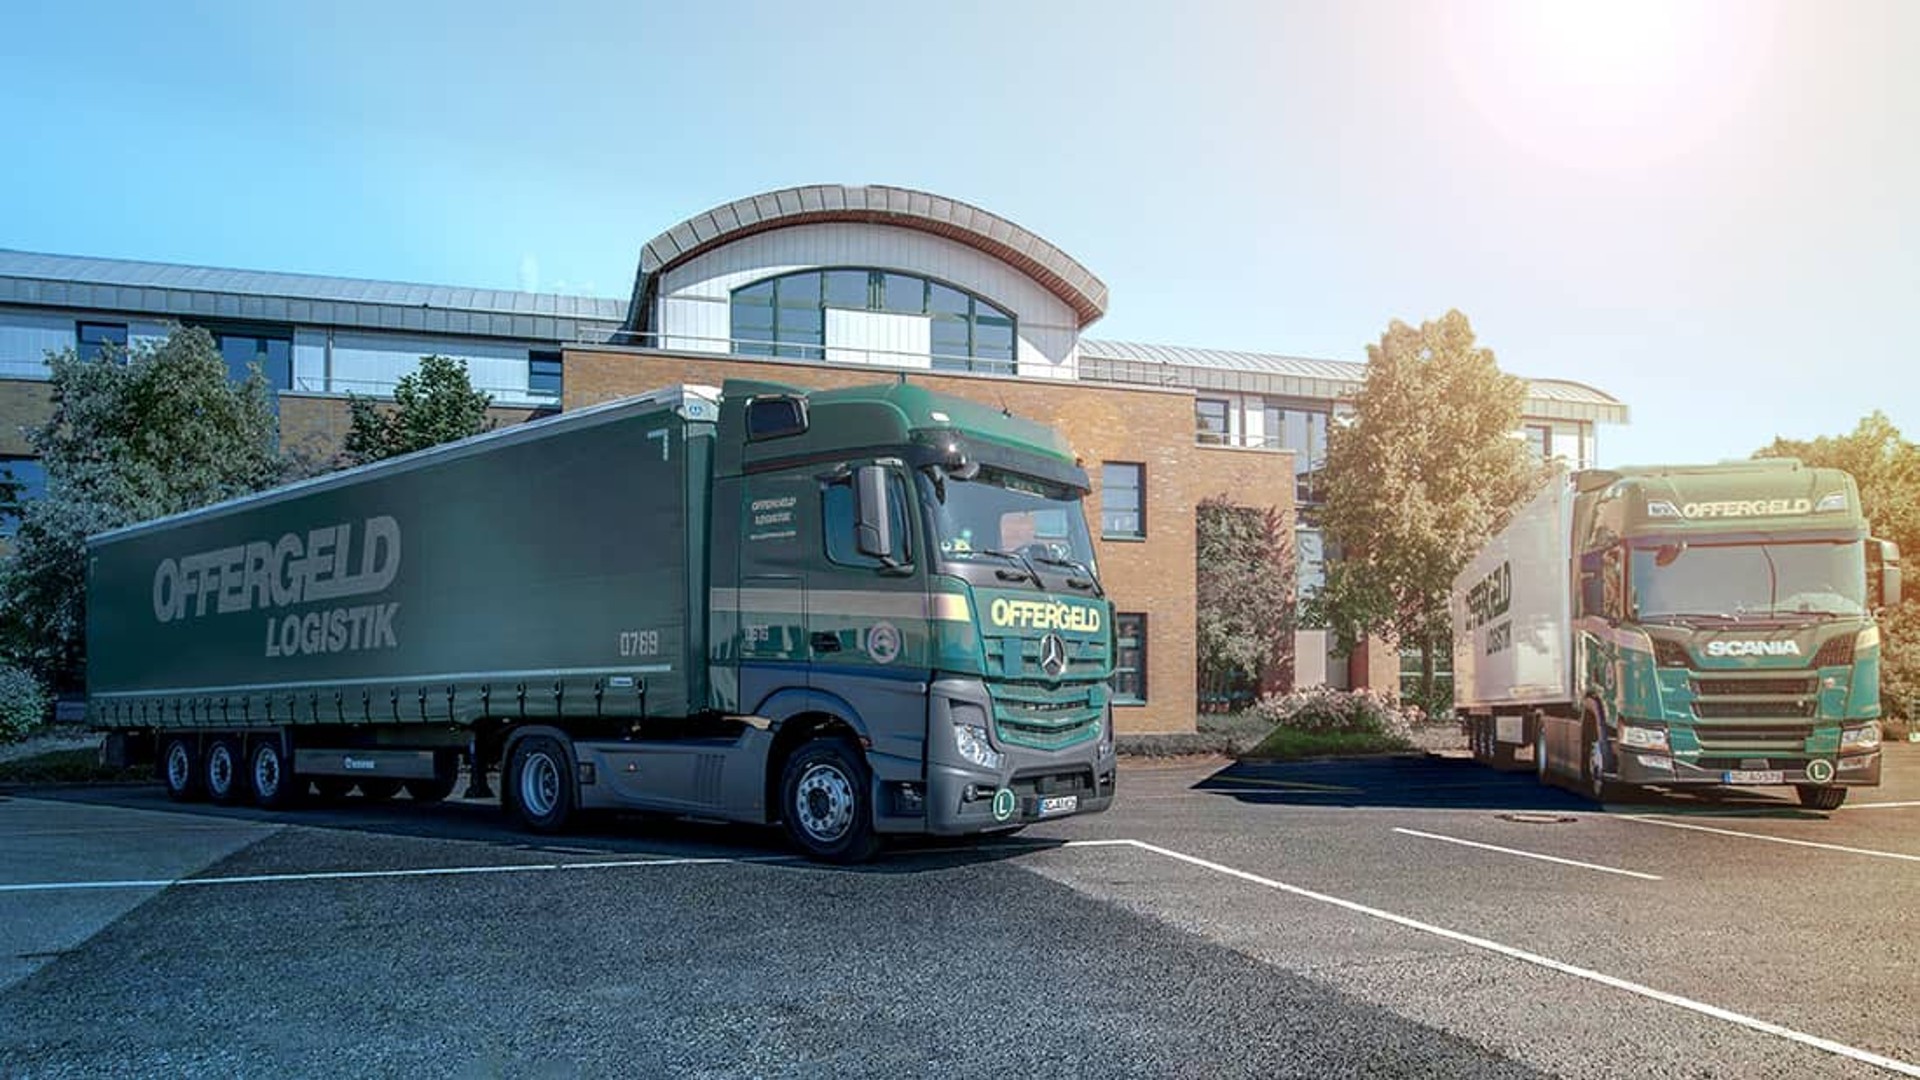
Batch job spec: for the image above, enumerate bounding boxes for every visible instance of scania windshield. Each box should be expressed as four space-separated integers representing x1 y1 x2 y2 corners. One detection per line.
1631 539 1867 619
917 467 1099 583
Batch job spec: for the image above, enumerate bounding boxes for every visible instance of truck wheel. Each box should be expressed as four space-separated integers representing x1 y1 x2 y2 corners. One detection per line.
779 738 880 864
247 740 301 809
506 735 574 833
204 737 244 804
1581 717 1616 805
1534 722 1550 784
162 737 203 802
356 778 402 801
1796 785 1847 811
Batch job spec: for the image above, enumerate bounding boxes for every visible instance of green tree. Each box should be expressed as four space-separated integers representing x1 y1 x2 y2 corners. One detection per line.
1196 497 1295 711
1756 412 1920 722
343 355 494 465
1310 310 1541 704
0 327 282 688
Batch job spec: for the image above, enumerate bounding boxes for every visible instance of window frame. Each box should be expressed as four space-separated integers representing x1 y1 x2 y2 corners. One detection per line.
1100 461 1146 540
76 321 129 362
528 349 562 396
1525 423 1553 462
729 268 1016 372
0 454 48 537
1195 398 1231 445
1111 612 1148 705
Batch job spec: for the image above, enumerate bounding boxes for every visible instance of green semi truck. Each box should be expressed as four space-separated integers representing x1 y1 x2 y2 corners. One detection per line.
1452 459 1899 809
88 378 1116 860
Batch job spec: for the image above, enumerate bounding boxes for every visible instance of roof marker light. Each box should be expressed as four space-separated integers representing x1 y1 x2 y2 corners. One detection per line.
1815 492 1848 513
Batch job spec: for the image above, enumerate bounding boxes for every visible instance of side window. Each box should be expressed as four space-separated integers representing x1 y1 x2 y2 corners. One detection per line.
823 471 911 568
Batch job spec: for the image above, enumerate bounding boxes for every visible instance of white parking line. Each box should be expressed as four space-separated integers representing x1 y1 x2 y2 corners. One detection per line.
0 854 791 894
1062 838 1920 1078
1622 816 1920 863
1840 800 1920 811
1391 827 1662 880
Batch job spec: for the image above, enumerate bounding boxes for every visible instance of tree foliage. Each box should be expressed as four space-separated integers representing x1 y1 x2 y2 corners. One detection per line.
0 327 282 687
343 355 493 465
1309 310 1541 701
1755 412 1920 722
1196 497 1295 710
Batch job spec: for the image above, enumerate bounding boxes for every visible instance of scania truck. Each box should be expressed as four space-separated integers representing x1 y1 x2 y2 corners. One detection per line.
1452 459 1899 808
88 378 1116 860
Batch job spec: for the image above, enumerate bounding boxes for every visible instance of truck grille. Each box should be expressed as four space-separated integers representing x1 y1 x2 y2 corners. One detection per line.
1692 676 1817 697
1692 725 1815 754
1693 700 1816 720
991 681 1102 750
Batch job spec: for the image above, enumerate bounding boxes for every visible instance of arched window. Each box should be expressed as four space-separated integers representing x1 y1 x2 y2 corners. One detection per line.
730 269 1016 372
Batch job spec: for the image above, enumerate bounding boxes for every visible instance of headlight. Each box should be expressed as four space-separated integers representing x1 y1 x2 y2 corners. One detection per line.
1096 708 1112 756
953 722 1004 770
1856 625 1880 653
1619 724 1669 751
1840 723 1881 749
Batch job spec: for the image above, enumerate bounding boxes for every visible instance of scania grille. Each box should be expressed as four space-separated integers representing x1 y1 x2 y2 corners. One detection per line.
991 681 1101 750
1692 676 1818 697
1693 700 1816 720
1692 724 1815 753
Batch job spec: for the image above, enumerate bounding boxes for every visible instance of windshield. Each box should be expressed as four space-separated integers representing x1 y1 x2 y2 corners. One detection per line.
1631 539 1866 619
917 467 1098 576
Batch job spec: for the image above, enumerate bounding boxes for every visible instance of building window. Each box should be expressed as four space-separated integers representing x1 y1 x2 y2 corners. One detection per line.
730 269 1015 372
1524 424 1552 462
0 456 47 536
1111 613 1148 704
1101 463 1144 539
213 329 293 390
1262 403 1329 502
76 321 128 362
528 350 562 397
1196 399 1230 445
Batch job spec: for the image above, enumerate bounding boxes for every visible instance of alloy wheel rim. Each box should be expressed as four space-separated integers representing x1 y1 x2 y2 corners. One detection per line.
794 763 855 843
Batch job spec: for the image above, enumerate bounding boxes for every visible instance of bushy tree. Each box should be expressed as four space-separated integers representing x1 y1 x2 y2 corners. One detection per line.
1756 412 1920 724
343 355 493 465
0 327 283 688
1196 497 1295 710
1310 310 1541 704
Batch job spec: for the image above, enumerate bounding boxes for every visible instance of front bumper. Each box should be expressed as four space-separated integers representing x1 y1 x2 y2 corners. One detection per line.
917 756 1117 835
1613 748 1881 788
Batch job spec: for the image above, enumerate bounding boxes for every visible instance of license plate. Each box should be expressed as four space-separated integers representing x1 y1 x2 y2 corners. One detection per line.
1723 770 1784 785
1037 795 1079 816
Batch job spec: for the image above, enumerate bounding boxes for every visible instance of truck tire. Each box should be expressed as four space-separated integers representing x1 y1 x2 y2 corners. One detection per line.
779 738 880 864
1796 785 1847 811
506 735 574 833
247 739 301 809
204 737 244 804
1534 721 1550 784
1581 715 1618 805
162 737 203 802
356 778 402 801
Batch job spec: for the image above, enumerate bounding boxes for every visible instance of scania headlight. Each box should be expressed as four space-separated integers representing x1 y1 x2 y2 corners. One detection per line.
1840 723 1881 750
1619 723 1669 751
1856 625 1880 653
953 720 1004 770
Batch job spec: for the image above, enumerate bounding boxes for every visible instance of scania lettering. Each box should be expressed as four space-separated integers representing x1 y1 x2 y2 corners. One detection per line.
1450 459 1898 810
88 379 1116 860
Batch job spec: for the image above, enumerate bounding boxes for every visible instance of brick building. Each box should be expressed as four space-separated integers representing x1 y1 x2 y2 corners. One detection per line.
0 184 1627 733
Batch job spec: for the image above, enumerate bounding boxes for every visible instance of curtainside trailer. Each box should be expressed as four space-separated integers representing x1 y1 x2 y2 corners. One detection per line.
88 378 1116 859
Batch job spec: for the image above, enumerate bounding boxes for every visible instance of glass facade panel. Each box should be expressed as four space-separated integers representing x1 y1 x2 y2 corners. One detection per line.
216 331 292 390
928 282 969 318
730 269 1016 369
1111 613 1148 704
1101 462 1144 538
1196 399 1230 444
731 281 775 355
822 269 869 309
880 273 925 314
528 350 562 396
0 456 47 535
77 321 128 362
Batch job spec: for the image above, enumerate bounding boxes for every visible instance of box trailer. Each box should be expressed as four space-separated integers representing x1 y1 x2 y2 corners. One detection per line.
89 379 1117 859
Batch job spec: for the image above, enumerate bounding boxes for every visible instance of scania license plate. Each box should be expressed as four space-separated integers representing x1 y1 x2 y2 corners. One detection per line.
1723 770 1784 785
1037 795 1079 816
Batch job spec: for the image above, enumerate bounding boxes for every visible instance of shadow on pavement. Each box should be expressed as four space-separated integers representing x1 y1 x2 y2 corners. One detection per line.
8 781 1064 872
1195 753 1833 818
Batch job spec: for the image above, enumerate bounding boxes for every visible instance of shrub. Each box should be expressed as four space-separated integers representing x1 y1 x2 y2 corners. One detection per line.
1247 686 1412 741
0 662 50 743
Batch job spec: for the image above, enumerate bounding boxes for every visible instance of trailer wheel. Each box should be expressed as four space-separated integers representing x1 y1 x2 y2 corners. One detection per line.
356 778 402 801
1534 721 1550 783
1795 785 1847 811
247 739 301 809
204 737 244 804
162 737 203 802
1581 715 1617 805
779 738 880 864
506 735 574 833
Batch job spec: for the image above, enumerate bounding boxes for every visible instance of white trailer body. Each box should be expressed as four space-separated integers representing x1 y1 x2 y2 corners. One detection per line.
1451 474 1575 748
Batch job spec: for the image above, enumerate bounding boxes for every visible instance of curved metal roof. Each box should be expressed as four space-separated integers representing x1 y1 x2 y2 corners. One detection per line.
634 184 1109 327
1079 338 1628 424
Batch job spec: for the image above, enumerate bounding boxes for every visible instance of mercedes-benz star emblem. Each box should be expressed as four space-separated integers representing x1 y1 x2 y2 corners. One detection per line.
1039 632 1068 678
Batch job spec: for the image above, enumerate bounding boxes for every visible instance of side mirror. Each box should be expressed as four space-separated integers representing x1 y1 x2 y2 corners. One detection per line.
1580 571 1606 620
854 465 894 560
1870 537 1902 609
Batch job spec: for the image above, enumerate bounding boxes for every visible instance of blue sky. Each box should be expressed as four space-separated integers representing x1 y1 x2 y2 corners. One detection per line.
3 0 1914 466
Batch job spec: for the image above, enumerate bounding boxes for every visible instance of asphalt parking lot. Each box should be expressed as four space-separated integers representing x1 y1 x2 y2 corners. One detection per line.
2 745 1916 1078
